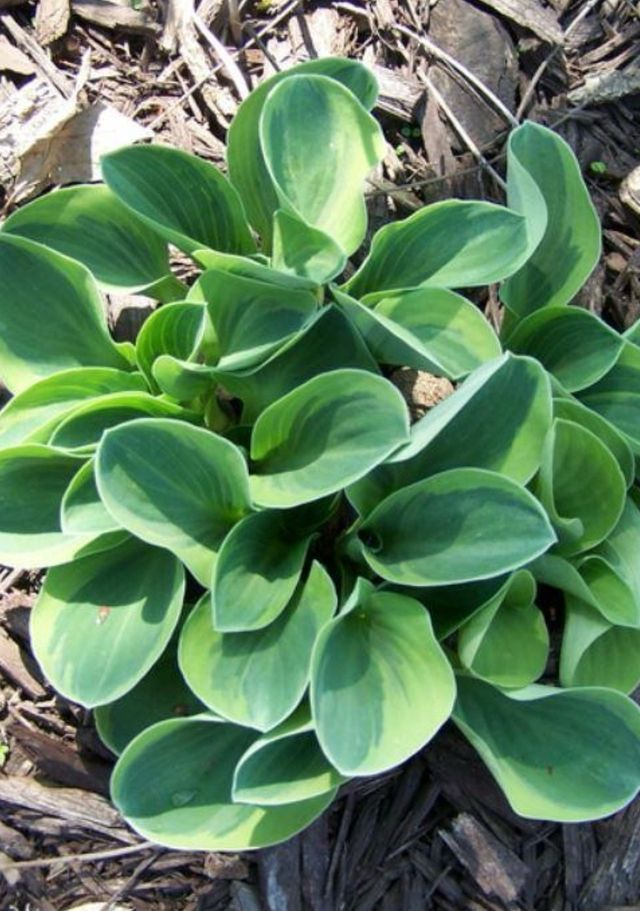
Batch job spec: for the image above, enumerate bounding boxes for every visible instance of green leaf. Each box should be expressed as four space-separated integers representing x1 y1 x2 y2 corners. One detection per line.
0 234 130 393
232 705 344 806
335 286 501 379
3 184 170 291
529 553 599 610
101 144 256 256
250 370 409 508
193 248 318 293
507 307 623 391
553 397 635 488
501 122 601 320
135 302 205 389
179 563 336 731
458 571 549 687
196 268 318 370
385 575 511 640
453 675 640 822
348 353 552 515
95 646 206 755
345 201 531 299
574 554 639 627
228 57 378 248
61 459 121 534
359 468 556 586
561 599 640 693
0 368 147 448
259 75 384 256
112 716 334 850
533 419 626 555
96 419 251 584
215 306 379 422
49 392 198 451
272 209 346 284
599 497 640 610
31 539 184 707
310 582 455 775
0 445 108 567
212 507 316 631
152 357 217 402
578 343 640 454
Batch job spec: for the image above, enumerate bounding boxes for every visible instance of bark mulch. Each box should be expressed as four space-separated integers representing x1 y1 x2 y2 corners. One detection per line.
0 0 639 908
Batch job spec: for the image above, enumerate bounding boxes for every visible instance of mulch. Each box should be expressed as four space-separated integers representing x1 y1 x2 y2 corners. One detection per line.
0 0 639 908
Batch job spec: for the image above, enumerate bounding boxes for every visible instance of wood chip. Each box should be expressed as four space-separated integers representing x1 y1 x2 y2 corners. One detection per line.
7 721 112 794
0 777 136 843
0 33 35 74
475 0 563 44
579 800 640 908
568 67 640 106
0 627 46 699
35 0 70 46
371 63 423 122
440 812 531 906
71 0 159 36
620 166 640 217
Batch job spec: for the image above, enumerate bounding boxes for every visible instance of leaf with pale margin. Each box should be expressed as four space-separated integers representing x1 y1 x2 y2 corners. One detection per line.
359 468 556 586
102 145 256 256
111 716 335 850
250 370 409 508
96 419 251 585
31 538 184 708
3 184 170 291
0 235 130 393
453 675 640 821
179 563 336 731
311 581 455 775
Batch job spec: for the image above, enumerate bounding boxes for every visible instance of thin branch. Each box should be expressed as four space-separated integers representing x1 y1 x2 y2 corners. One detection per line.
147 0 302 129
516 0 603 119
392 21 519 129
420 74 507 192
192 10 250 99
0 841 157 872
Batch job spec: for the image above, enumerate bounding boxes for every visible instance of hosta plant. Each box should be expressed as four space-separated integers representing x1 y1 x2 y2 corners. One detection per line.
1 58 639 850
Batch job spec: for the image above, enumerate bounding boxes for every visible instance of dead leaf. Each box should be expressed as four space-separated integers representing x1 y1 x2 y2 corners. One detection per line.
71 0 159 36
2 85 151 202
0 33 35 74
475 0 563 45
35 0 70 45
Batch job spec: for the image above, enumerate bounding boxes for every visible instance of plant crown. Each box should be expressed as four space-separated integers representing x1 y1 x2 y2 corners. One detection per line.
0 58 639 850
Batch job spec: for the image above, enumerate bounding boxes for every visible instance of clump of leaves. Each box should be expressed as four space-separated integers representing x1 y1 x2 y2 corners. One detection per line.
1 59 639 851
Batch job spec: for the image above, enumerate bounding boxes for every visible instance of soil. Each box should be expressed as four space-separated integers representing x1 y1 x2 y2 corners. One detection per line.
0 1 639 909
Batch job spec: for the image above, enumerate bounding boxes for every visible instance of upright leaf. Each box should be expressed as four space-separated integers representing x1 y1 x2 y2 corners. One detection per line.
96 419 251 584
61 459 121 535
250 370 409 508
272 209 346 284
0 235 129 392
260 74 385 255
507 307 623 391
102 145 256 256
561 599 640 694
453 676 640 821
311 583 455 775
458 571 549 688
533 419 626 555
213 507 319 631
578 343 640 454
227 57 378 247
31 539 184 707
501 122 601 320
111 716 335 850
553 397 635 488
135 302 205 389
345 201 531 299
359 468 556 586
179 563 336 731
3 185 170 291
